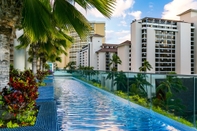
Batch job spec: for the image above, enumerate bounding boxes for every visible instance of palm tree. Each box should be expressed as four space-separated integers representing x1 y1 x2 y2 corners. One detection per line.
65 61 76 70
130 73 152 97
109 53 122 71
17 30 72 74
114 71 127 92
138 60 153 96
139 60 153 72
82 66 94 80
65 61 76 73
107 53 122 91
0 0 116 84
155 72 186 113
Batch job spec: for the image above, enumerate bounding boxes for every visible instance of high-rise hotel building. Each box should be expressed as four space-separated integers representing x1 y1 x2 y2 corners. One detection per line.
56 22 105 69
131 9 197 75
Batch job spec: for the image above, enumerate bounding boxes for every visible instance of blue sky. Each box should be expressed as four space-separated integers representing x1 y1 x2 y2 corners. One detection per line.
76 0 197 43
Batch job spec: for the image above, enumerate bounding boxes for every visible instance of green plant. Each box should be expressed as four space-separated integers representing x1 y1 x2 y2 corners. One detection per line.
44 64 50 70
155 72 186 114
106 53 122 92
6 121 19 128
0 119 4 127
114 71 127 92
0 68 38 128
152 106 193 127
17 110 37 126
0 95 4 105
36 70 49 83
65 61 76 73
130 73 152 97
115 91 128 99
139 60 153 72
129 95 148 107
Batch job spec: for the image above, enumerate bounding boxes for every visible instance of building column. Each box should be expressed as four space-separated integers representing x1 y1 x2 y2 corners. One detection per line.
14 29 25 71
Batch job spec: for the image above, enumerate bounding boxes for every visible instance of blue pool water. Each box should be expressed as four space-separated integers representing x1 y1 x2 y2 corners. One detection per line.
54 77 195 131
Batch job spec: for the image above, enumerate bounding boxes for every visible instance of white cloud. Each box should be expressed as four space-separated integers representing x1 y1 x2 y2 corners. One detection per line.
118 33 130 43
112 0 135 18
106 30 130 43
128 11 142 20
118 20 127 27
162 0 197 20
149 2 154 8
75 0 135 18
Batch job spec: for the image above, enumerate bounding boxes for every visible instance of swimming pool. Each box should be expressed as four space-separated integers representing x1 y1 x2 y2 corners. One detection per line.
54 77 196 131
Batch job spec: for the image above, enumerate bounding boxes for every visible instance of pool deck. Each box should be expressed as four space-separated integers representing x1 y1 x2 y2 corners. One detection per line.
0 75 57 131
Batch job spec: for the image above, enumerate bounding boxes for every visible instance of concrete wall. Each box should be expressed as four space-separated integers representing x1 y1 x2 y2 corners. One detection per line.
146 28 155 73
118 45 129 71
176 22 191 74
93 23 105 43
179 11 197 74
90 36 102 69
131 21 142 72
98 52 106 70
14 30 25 71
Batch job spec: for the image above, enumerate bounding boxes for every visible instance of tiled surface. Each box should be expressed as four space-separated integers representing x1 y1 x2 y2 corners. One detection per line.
36 86 54 102
0 101 57 131
0 78 57 131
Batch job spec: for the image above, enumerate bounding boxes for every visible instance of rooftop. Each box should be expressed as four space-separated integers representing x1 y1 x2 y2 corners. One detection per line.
177 9 197 16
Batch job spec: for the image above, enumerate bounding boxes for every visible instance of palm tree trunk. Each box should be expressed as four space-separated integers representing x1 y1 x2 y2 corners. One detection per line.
0 25 15 89
0 0 22 90
32 55 37 75
40 58 43 71
111 72 114 92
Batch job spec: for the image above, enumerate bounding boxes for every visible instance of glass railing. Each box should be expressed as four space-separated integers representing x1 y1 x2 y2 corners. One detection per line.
59 69 196 128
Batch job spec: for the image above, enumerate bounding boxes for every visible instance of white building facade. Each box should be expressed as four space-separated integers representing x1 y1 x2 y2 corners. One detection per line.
76 34 103 69
69 22 105 67
117 40 131 72
96 44 118 71
131 9 196 75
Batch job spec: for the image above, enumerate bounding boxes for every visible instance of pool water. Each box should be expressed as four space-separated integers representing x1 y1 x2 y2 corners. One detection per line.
54 77 194 131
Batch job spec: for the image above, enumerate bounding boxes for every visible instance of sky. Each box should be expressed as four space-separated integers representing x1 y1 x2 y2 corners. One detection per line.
76 0 197 44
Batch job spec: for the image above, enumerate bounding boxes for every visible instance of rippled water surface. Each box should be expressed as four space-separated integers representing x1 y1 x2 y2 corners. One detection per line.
54 77 182 131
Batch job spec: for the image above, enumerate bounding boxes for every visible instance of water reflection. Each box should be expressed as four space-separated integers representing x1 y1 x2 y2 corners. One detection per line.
54 78 184 131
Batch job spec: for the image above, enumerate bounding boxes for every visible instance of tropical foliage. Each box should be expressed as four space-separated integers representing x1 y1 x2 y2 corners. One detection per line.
0 0 116 82
106 53 122 91
114 71 127 92
109 53 122 71
36 70 50 86
130 60 153 97
154 72 186 115
139 60 153 72
64 61 76 73
77 66 95 80
0 67 38 128
130 73 152 97
0 0 117 128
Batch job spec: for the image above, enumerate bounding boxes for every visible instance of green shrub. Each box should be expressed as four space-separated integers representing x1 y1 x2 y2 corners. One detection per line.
0 68 38 128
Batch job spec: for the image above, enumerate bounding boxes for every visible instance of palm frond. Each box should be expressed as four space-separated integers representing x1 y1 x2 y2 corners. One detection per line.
53 0 91 39
16 34 31 49
76 0 115 18
22 0 54 43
